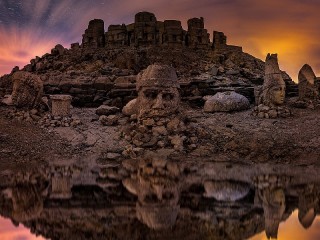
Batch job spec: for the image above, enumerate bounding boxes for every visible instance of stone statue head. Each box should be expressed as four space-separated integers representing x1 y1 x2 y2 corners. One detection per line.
260 187 286 239
266 81 286 106
259 54 286 106
136 64 180 119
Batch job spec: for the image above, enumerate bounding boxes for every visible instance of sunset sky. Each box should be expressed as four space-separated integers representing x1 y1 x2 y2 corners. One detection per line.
0 0 319 81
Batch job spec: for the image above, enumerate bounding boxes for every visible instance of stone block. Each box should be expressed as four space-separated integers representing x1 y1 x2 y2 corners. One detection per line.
50 94 72 116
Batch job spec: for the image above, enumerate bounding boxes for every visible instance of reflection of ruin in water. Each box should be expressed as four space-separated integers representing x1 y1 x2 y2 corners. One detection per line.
1 161 320 239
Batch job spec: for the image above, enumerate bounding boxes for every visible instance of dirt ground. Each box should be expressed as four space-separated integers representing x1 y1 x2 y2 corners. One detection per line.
0 104 320 170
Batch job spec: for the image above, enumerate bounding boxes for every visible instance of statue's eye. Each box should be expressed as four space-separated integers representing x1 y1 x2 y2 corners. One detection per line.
144 90 158 100
162 191 174 200
162 93 174 101
144 193 158 203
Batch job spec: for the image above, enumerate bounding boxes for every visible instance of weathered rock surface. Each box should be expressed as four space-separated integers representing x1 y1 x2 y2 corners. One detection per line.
203 91 250 112
204 180 251 201
298 64 319 100
11 71 43 109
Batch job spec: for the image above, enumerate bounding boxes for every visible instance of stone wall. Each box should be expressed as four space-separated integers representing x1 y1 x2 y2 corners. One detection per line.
82 19 105 48
162 20 185 47
212 31 242 53
106 24 128 47
186 17 210 48
81 12 212 49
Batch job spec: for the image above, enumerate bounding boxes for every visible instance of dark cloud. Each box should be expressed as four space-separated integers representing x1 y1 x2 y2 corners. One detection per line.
0 0 319 80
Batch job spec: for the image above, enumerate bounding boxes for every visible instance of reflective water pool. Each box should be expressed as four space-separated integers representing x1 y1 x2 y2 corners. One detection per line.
1 161 320 240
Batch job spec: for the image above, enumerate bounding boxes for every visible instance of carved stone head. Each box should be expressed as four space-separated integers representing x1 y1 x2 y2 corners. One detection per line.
259 54 286 106
260 187 286 239
136 64 180 119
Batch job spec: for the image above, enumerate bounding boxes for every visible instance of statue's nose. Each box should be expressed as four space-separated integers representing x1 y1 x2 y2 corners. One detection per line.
152 94 164 109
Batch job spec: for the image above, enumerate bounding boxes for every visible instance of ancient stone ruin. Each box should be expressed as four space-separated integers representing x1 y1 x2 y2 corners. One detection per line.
50 94 72 117
252 54 291 118
135 64 180 119
122 64 188 153
82 19 105 48
11 71 43 109
298 64 319 101
82 11 238 50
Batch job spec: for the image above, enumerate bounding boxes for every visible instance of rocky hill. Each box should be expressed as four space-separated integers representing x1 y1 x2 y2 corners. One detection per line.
0 11 297 107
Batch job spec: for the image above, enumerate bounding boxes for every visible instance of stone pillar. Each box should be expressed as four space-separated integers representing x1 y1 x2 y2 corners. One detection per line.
82 19 105 48
186 17 210 48
50 95 72 116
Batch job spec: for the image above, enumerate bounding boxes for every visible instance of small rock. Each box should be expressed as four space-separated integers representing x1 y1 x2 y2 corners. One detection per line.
100 115 119 126
142 119 155 126
96 105 120 116
268 109 278 118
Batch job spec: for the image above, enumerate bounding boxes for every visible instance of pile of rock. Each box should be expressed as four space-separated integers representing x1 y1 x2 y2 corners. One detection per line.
253 174 291 190
5 108 43 123
38 114 81 128
122 116 198 151
252 104 291 119
95 105 120 126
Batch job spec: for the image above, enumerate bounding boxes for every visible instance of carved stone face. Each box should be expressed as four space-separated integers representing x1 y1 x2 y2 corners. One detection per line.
270 83 285 105
138 86 180 118
136 64 180 119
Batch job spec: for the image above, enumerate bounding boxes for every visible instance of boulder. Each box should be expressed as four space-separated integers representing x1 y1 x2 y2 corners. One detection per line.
11 71 43 109
204 180 250 201
203 91 250 112
122 98 138 116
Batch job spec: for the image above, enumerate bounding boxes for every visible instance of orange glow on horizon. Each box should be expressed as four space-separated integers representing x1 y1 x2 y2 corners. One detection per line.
0 217 45 240
250 210 320 240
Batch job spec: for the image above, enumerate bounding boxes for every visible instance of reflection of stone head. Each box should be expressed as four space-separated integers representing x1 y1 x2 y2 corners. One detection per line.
261 54 286 106
136 64 180 118
122 160 181 229
136 175 180 230
261 188 286 239
298 191 318 229
12 183 43 222
136 204 179 230
299 208 316 229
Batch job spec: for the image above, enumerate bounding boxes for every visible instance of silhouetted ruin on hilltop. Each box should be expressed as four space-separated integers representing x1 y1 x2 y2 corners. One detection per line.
80 11 242 52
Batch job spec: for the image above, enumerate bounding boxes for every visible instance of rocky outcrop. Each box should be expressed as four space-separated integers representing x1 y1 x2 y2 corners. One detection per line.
0 12 293 108
203 91 250 112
